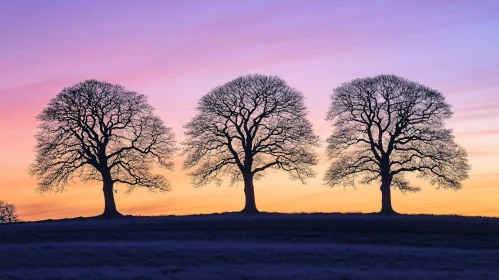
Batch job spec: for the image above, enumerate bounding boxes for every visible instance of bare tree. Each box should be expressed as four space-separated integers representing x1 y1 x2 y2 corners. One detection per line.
0 201 19 223
30 80 177 217
183 74 319 213
325 75 470 214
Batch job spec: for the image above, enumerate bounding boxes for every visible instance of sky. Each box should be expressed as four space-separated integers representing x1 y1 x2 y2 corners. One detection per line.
1 0 498 221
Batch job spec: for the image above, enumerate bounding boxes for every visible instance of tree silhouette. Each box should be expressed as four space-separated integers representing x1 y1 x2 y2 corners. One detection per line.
0 201 19 223
30 80 177 218
183 74 319 213
325 75 470 214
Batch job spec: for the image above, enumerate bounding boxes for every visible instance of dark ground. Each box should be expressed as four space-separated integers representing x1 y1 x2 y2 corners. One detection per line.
1 213 498 279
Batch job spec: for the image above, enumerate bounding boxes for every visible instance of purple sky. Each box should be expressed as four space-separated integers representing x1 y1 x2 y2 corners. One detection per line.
1 0 498 220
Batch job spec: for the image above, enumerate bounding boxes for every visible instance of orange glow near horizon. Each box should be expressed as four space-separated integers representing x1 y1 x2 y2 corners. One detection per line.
4 147 499 221
1 1 498 221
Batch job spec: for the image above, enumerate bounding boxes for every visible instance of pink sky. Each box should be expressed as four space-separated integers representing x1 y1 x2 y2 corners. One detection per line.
1 0 498 220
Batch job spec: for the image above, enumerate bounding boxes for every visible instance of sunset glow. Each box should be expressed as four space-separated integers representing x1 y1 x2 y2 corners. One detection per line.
1 0 498 221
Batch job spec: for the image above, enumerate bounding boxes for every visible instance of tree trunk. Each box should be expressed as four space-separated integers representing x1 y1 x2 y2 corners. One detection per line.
241 173 259 214
101 172 122 218
379 176 397 215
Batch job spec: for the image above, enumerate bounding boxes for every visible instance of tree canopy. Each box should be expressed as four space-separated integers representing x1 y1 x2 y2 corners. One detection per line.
0 201 19 223
30 80 177 216
183 74 319 212
325 74 470 213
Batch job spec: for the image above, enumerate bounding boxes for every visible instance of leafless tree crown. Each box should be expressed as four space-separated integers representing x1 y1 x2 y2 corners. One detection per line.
183 74 320 186
0 201 19 223
325 75 470 192
30 80 177 193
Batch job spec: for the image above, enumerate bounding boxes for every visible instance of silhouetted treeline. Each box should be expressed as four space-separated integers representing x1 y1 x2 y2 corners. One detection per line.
29 74 470 217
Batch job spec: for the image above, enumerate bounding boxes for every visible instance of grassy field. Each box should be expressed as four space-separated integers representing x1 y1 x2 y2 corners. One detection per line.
1 213 499 280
